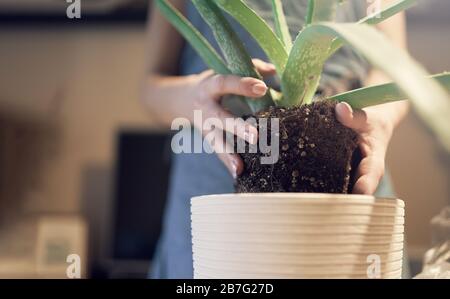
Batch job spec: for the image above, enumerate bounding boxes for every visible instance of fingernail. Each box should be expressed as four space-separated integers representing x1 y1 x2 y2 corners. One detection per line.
336 102 352 116
344 102 354 114
252 83 267 95
249 132 257 144
230 159 238 179
335 103 344 115
244 130 257 145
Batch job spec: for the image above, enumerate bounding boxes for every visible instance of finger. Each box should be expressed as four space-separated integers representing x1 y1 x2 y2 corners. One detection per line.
335 102 368 133
352 156 385 195
217 153 243 179
204 74 268 99
252 58 277 76
203 128 243 178
203 104 258 144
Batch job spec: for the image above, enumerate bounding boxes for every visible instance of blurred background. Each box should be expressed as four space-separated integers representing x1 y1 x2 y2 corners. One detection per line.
0 0 448 278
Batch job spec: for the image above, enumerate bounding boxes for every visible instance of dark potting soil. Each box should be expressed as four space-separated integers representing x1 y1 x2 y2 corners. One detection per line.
236 101 359 193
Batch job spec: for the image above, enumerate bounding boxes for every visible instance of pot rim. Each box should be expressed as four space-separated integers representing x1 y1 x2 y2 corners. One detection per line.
191 193 403 207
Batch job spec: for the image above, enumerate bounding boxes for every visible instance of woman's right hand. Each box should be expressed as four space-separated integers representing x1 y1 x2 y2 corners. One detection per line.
184 59 276 178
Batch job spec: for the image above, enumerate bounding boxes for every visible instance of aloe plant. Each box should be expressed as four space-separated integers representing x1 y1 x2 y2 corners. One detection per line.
156 0 450 153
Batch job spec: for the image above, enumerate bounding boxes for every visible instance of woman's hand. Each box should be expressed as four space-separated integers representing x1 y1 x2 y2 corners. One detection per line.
142 56 275 178
335 101 407 195
336 0 408 195
187 59 276 178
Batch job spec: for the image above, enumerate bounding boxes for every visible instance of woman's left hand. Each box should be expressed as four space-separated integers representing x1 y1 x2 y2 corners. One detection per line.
335 102 398 195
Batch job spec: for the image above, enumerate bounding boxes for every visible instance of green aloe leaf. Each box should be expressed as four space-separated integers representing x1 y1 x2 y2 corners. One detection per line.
155 0 230 75
281 0 348 107
280 28 334 107
271 0 292 51
330 0 417 56
305 0 343 25
215 0 288 74
192 0 273 112
328 73 450 109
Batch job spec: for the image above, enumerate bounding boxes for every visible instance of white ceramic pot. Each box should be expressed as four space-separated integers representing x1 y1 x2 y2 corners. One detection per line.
191 193 405 279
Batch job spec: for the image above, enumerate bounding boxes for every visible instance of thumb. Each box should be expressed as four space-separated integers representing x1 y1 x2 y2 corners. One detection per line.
335 102 368 133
